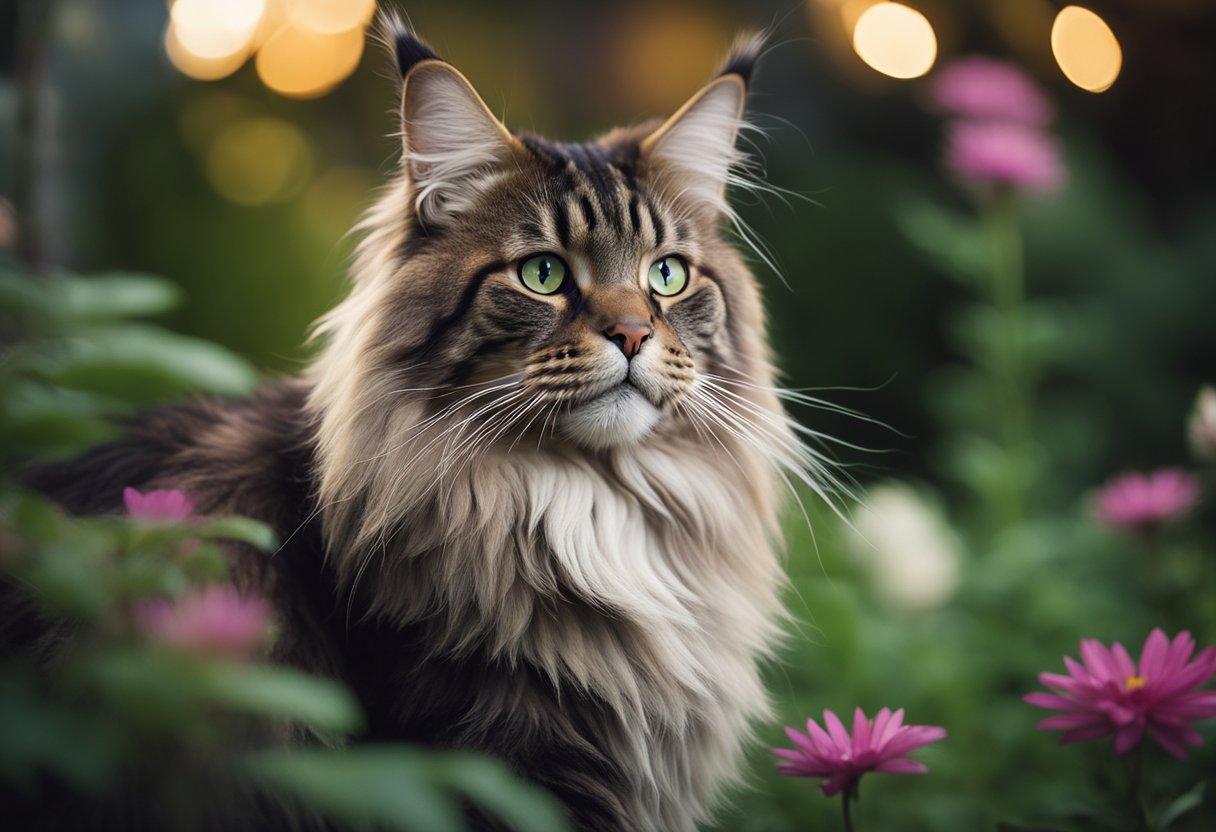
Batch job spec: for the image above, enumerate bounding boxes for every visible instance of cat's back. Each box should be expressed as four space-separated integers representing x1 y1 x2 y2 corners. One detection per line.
24 381 315 526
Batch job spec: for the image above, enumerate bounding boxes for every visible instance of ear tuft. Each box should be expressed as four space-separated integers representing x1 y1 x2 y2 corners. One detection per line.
379 10 443 79
716 30 765 86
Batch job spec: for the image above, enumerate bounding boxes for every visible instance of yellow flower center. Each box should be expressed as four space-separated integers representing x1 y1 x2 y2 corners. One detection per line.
1125 675 1147 691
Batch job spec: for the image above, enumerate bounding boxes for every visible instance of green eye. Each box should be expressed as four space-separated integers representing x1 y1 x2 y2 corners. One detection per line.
519 254 568 295
648 255 689 296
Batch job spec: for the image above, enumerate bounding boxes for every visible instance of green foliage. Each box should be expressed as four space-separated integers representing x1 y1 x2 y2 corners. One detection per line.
248 748 569 832
0 267 257 461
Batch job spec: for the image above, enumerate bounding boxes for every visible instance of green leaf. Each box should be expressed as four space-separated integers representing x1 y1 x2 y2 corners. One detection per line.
58 273 182 321
895 198 989 285
199 516 278 552
0 670 122 794
46 323 257 402
0 272 57 323
436 753 570 832
247 747 463 832
197 664 364 736
77 649 210 732
1151 781 1204 831
0 381 119 459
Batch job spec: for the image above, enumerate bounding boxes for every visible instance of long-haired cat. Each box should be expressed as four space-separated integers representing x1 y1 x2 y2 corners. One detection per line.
18 17 824 832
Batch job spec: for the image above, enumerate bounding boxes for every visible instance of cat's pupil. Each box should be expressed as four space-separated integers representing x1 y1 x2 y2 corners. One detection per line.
538 259 551 283
659 259 671 284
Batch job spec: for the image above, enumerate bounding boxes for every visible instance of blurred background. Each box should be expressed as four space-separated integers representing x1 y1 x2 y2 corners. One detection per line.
3 1 1216 830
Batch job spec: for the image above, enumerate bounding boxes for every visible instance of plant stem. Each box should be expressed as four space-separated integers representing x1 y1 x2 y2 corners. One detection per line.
841 781 860 832
1126 746 1147 832
984 190 1032 528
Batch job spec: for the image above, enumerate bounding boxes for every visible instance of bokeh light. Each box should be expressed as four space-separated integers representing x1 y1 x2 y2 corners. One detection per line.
255 22 366 99
205 117 314 205
165 0 373 96
851 2 937 80
165 17 251 81
1051 5 1122 93
169 0 265 61
288 0 377 36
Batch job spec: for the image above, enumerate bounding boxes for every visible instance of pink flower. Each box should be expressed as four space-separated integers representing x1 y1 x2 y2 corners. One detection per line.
946 121 1065 193
1026 630 1216 759
135 585 270 660
771 707 947 797
123 486 194 521
1094 468 1199 531
930 55 1053 126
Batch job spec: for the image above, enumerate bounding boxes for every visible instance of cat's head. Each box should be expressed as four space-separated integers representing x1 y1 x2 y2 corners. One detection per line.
310 16 778 475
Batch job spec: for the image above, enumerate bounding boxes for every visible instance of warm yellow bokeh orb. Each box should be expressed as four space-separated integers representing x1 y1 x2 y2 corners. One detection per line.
851 2 937 80
255 22 366 99
165 19 249 81
289 0 377 36
1052 5 1122 93
170 0 266 61
205 116 314 205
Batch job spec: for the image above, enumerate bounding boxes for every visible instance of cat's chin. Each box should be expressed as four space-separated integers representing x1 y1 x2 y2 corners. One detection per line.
559 385 661 449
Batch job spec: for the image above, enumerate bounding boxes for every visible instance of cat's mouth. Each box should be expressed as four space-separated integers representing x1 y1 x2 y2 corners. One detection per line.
558 382 663 448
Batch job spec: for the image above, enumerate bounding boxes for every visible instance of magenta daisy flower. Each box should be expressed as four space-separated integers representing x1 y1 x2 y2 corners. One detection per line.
772 707 946 797
135 584 271 660
1093 468 1199 532
1026 629 1216 759
123 486 194 521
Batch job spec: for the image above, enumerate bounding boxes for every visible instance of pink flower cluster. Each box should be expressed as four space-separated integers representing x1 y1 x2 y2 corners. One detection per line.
1026 630 1216 759
772 707 946 797
123 486 194 521
135 584 271 660
1094 468 1199 533
929 55 1064 193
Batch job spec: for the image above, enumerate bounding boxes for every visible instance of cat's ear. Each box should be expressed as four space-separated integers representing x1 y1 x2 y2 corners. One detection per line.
639 33 762 216
388 19 519 226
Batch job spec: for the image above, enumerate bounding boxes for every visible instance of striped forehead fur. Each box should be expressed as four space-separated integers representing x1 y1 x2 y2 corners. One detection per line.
302 19 826 832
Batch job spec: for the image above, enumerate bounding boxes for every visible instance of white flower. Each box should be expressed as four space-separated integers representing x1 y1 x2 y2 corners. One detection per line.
849 483 961 611
1189 386 1216 461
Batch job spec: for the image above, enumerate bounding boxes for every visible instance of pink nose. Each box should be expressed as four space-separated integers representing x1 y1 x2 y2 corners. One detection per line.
603 322 653 360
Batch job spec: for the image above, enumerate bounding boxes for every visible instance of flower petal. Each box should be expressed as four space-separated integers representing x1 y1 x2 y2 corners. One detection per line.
871 708 895 748
1038 713 1108 731
1146 723 1198 760
1139 628 1170 680
874 758 928 775
1024 692 1076 711
852 707 871 756
1060 723 1114 744
819 772 853 798
784 726 818 757
882 725 947 758
1113 723 1145 755
1112 642 1136 680
823 709 852 755
805 717 835 756
1080 639 1121 683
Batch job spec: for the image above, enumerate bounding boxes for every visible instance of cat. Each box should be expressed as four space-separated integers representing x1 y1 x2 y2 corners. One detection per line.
17 16 829 832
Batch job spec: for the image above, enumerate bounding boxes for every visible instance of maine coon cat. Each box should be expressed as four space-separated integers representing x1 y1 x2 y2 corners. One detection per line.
18 16 836 832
